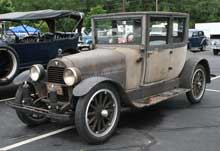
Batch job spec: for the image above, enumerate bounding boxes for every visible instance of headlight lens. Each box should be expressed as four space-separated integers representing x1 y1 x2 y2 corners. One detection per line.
63 67 81 86
30 64 45 82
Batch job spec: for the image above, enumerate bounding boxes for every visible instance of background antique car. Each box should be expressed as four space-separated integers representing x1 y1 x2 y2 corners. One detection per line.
78 28 93 50
188 29 208 51
8 12 211 144
0 9 84 85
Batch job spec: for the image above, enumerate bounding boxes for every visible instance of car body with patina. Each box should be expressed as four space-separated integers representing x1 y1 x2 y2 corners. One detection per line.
8 12 211 144
0 9 84 85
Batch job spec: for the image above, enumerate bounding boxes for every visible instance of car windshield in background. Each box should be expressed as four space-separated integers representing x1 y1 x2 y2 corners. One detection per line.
95 18 142 44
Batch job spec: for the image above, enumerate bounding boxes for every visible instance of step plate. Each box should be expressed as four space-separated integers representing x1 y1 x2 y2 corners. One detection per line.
132 88 190 108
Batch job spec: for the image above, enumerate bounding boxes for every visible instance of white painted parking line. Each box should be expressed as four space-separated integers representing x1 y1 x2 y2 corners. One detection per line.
0 126 74 151
0 97 15 103
211 75 220 81
206 89 220 93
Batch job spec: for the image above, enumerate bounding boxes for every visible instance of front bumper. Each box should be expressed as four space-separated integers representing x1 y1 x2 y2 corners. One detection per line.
78 43 90 48
7 100 73 121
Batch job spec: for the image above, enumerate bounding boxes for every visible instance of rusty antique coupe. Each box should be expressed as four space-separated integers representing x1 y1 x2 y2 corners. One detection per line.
8 12 211 144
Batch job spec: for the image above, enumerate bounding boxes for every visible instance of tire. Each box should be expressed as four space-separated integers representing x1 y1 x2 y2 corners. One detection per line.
213 49 219 55
75 83 120 144
15 83 48 126
0 46 19 85
186 65 206 104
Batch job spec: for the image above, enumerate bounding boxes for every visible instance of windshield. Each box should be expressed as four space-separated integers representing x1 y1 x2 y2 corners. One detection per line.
95 18 142 44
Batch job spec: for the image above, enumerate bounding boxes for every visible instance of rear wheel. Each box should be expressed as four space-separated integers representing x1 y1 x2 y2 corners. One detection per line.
0 47 19 85
186 65 206 104
75 83 120 144
15 83 48 126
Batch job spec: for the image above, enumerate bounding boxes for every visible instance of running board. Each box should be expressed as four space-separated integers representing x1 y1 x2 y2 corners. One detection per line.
132 88 190 108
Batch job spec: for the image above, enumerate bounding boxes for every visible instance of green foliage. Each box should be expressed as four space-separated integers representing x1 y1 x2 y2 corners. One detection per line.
3 0 220 29
84 5 106 30
0 0 14 13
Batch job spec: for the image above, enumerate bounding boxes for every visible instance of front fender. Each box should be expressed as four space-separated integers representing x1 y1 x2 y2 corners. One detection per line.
13 70 30 85
180 57 211 89
72 77 124 97
13 70 48 85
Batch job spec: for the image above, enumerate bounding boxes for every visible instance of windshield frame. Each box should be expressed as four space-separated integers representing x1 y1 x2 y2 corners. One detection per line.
92 14 145 47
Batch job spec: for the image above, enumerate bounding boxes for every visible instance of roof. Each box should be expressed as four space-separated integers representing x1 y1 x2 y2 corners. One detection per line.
0 9 84 21
92 11 188 19
189 29 202 32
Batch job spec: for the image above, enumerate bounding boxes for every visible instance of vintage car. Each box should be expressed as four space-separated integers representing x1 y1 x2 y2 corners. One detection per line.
78 28 93 50
210 34 220 55
0 9 84 85
8 12 211 144
188 29 208 51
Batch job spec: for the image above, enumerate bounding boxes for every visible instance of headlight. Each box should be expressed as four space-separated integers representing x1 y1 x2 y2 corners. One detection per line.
30 64 45 82
63 67 81 86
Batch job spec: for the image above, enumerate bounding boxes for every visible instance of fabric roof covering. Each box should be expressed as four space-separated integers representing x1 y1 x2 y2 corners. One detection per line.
0 9 84 21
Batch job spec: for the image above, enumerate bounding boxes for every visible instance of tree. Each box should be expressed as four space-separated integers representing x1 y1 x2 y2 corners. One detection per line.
84 5 106 30
0 0 14 13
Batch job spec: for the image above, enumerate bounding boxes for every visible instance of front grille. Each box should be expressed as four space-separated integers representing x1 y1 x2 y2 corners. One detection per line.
48 66 65 84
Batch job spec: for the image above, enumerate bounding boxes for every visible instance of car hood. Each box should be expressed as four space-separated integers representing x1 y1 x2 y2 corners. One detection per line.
48 48 126 80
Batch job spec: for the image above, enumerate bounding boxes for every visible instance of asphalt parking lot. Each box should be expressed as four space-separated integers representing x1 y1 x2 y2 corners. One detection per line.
0 50 220 151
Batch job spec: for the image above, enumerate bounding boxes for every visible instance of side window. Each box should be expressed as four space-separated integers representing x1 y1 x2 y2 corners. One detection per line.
149 17 169 46
172 18 186 43
192 32 198 37
198 31 204 36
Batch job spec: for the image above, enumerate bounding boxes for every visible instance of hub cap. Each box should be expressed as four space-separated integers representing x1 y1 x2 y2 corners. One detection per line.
85 89 118 137
192 68 206 100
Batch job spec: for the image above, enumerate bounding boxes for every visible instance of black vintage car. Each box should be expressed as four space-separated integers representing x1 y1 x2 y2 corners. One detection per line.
0 10 84 85
188 29 208 51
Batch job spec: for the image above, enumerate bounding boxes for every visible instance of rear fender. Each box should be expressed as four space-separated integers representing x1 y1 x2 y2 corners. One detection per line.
180 57 211 89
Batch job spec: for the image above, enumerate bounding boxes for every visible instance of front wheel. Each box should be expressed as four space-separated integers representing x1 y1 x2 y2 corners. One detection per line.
15 83 48 126
75 83 120 144
186 65 206 104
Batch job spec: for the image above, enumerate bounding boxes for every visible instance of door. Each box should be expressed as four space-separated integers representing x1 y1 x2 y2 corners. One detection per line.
190 31 200 48
168 17 187 80
144 16 171 84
